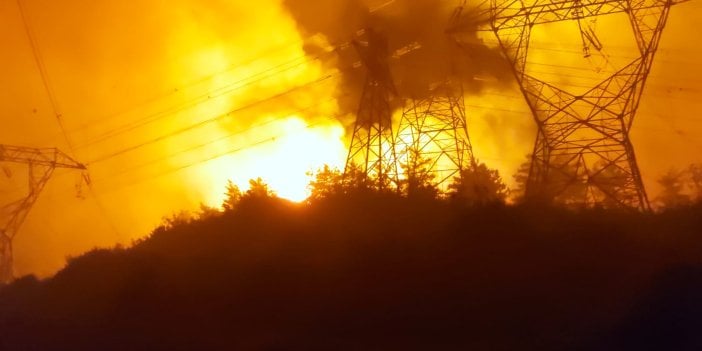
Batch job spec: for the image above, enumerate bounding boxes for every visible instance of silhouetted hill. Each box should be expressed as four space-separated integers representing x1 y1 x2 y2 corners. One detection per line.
0 194 701 350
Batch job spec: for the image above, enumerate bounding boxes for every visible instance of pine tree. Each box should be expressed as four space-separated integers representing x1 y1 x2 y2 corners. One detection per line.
222 180 242 211
449 162 507 206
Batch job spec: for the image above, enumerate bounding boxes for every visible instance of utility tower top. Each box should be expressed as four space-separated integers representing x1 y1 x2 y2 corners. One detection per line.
0 145 85 283
0 145 86 170
352 28 398 97
450 0 690 31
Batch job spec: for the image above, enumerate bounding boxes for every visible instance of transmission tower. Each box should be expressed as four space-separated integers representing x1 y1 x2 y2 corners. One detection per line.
451 0 688 210
396 6 476 192
396 80 475 192
0 145 85 283
345 28 400 188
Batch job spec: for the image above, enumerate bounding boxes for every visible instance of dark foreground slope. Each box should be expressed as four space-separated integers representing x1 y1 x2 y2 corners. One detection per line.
0 194 701 350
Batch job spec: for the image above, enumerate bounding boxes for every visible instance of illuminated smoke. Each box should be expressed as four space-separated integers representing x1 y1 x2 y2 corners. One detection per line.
282 0 512 114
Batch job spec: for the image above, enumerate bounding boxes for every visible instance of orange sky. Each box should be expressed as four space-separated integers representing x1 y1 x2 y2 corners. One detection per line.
1 0 700 277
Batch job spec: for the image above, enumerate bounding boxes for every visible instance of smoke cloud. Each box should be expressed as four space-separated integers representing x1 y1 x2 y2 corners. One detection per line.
282 0 511 114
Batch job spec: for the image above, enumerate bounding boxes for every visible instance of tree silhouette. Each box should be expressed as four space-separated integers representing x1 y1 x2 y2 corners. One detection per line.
449 162 507 206
511 155 531 203
543 157 591 207
342 162 390 193
399 149 438 199
307 163 400 201
307 165 345 201
688 163 702 203
512 155 595 207
588 160 637 209
198 203 221 220
655 168 691 209
222 180 242 211
1 178 702 350
159 210 195 231
243 178 276 200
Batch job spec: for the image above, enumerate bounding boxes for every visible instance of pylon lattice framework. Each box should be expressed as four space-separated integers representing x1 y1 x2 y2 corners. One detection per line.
455 0 687 210
345 29 400 187
396 80 475 192
0 145 85 283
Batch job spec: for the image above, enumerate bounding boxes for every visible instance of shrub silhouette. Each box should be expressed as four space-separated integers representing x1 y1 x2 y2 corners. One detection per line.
0 191 700 350
656 168 692 209
449 162 508 205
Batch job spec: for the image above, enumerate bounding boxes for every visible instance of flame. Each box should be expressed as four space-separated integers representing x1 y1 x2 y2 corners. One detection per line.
196 116 347 205
182 43 347 204
147 5 349 206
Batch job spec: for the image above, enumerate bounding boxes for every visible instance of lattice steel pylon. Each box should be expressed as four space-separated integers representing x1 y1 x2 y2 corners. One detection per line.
396 80 475 192
395 6 476 193
450 0 689 210
0 145 86 283
344 28 400 188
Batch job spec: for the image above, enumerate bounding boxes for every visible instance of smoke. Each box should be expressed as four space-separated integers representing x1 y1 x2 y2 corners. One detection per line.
281 0 511 115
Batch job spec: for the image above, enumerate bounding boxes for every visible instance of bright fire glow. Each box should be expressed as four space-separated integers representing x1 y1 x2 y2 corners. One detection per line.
162 7 348 207
197 116 347 205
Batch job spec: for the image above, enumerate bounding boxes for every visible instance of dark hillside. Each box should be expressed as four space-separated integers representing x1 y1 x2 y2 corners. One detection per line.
0 195 701 350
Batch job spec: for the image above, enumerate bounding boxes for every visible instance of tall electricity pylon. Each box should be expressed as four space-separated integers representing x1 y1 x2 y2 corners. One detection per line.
345 28 400 188
396 80 475 192
396 7 476 192
0 145 85 283
451 0 688 210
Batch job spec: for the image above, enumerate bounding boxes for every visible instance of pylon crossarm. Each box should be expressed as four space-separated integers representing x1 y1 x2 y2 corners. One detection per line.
448 0 687 36
491 0 684 30
0 145 85 170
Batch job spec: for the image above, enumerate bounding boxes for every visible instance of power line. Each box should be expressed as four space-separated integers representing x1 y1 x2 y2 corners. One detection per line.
527 61 702 87
67 38 311 135
1 58 350 196
91 118 343 195
26 34 343 150
482 37 701 66
522 69 702 98
86 74 336 165
15 0 75 153
15 1 127 241
80 53 363 168
89 97 342 184
75 51 336 149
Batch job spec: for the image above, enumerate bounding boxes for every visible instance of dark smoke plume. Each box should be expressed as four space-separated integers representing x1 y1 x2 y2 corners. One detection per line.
282 0 511 115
